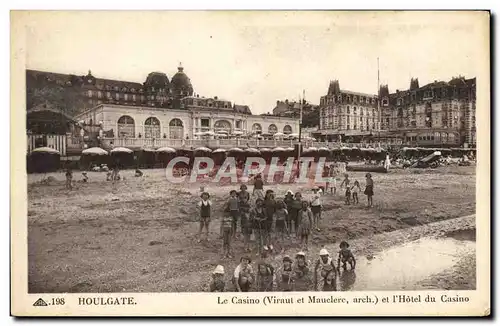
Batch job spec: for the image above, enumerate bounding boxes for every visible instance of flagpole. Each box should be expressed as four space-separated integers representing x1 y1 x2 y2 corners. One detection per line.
377 57 381 144
297 92 303 178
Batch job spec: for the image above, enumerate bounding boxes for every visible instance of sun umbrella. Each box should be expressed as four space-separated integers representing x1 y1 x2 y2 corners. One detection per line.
156 147 176 153
259 148 272 152
272 147 286 152
110 147 133 154
194 147 212 153
32 147 60 154
82 147 108 155
303 147 318 153
318 147 329 152
228 148 244 152
273 132 285 138
245 148 261 154
213 148 226 153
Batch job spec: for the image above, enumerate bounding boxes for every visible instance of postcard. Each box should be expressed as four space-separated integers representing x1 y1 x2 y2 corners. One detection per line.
11 10 490 317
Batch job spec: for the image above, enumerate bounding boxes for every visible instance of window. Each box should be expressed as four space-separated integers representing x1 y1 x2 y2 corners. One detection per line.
236 120 242 129
117 115 135 137
141 95 145 102
132 94 136 101
144 117 161 139
169 119 184 139
201 118 210 127
106 92 111 99
347 125 350 130
347 106 350 114
97 91 102 99
115 93 120 100
124 94 128 101
87 90 93 98
131 88 135 93
114 86 119 91
382 99 388 106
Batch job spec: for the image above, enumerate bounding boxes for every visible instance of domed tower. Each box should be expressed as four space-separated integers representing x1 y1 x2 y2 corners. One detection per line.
171 63 194 99
144 72 170 107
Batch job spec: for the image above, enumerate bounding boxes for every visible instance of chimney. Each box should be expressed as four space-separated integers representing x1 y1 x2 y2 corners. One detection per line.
214 96 218 100
285 99 289 104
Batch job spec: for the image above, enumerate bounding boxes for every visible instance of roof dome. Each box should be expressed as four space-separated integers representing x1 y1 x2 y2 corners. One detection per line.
171 63 193 98
144 72 169 87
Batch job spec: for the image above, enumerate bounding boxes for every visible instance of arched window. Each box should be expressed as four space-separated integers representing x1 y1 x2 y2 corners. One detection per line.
117 115 135 138
283 125 292 134
252 123 262 134
144 117 161 139
268 124 278 134
169 119 184 139
214 120 232 133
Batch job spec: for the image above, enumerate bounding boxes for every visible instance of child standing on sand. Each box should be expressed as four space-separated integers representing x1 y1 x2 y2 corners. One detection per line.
274 200 288 247
364 173 374 207
340 174 351 205
224 190 240 238
310 186 322 232
298 201 313 250
65 167 73 190
239 185 252 252
221 201 234 258
197 192 212 242
351 180 361 205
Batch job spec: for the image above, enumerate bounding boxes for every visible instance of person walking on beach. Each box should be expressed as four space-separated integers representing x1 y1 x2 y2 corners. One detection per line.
197 192 212 242
351 180 361 205
364 173 374 207
298 200 313 250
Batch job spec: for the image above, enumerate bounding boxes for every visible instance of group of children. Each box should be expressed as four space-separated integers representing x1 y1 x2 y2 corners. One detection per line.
207 242 356 292
197 171 376 259
330 172 375 207
197 178 327 259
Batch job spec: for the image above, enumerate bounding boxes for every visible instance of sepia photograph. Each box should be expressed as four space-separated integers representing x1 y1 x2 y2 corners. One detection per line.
11 9 490 316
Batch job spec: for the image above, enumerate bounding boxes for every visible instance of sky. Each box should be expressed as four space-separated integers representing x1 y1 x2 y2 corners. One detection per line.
21 11 487 114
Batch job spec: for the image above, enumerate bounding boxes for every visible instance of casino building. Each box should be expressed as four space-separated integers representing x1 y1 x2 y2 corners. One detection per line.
27 65 299 152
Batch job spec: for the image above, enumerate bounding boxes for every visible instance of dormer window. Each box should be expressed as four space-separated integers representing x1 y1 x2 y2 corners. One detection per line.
382 99 388 106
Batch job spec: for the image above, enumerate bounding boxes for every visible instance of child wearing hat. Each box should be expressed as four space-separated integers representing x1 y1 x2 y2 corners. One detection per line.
197 192 212 242
208 265 226 292
337 241 356 271
233 256 254 292
314 248 337 291
277 255 294 291
292 251 312 291
364 173 374 207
